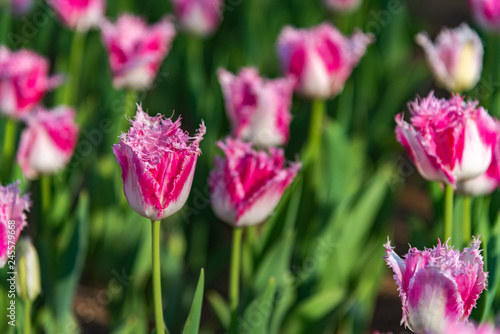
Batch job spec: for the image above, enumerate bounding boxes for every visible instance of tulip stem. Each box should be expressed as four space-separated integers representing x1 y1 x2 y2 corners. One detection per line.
24 299 32 334
2 118 16 179
444 184 454 241
121 89 138 132
151 219 166 334
0 0 11 44
41 176 51 216
62 31 86 105
463 196 471 245
230 227 243 333
305 99 325 166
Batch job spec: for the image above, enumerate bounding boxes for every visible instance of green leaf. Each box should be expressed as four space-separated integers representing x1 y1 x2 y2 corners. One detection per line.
240 277 277 334
282 288 344 334
183 269 205 334
206 290 230 330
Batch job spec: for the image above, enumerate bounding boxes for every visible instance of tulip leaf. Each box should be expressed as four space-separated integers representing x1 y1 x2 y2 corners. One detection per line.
240 277 276 334
182 269 205 334
206 290 230 330
281 288 344 334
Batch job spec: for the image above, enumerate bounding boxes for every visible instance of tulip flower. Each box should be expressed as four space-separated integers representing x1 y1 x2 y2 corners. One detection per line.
209 138 300 227
277 22 373 99
101 15 176 90
11 0 33 16
384 237 487 334
0 46 61 117
446 322 500 334
218 68 295 147
0 181 30 268
416 24 483 93
395 92 498 186
113 105 205 333
17 107 79 179
469 0 500 31
170 0 223 36
323 0 362 13
47 0 105 31
113 105 205 221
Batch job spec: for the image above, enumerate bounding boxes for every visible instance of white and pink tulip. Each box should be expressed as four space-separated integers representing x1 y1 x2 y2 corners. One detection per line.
48 0 105 31
218 67 294 147
395 92 498 186
0 46 61 118
209 138 300 227
113 105 205 221
171 0 223 36
17 107 79 179
416 23 483 93
384 237 487 334
101 15 176 90
0 181 31 268
277 23 373 99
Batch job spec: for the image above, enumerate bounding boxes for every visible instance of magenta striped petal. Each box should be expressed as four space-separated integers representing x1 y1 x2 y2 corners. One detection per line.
209 138 300 227
384 237 487 333
113 105 205 221
101 15 176 90
0 181 30 268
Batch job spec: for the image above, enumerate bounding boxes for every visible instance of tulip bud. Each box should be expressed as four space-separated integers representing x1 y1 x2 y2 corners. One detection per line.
17 107 79 179
15 238 41 302
170 0 223 36
101 15 176 90
0 181 30 268
277 23 373 99
395 92 498 186
113 105 205 221
209 138 300 227
416 24 483 93
469 0 500 32
47 0 105 31
0 46 61 118
218 67 294 147
384 237 487 334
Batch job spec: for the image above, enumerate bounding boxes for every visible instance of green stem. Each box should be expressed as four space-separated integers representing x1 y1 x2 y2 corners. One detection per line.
444 184 454 242
151 220 166 334
0 0 11 44
62 31 86 105
120 89 138 132
41 176 51 216
304 99 325 166
24 299 32 334
463 196 471 245
230 227 243 333
2 118 16 179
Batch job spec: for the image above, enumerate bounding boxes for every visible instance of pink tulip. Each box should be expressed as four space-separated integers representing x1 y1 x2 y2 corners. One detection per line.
416 24 483 93
171 0 223 36
0 46 61 118
384 237 487 334
17 107 79 179
209 138 300 227
469 0 500 31
446 322 500 334
101 15 176 90
457 123 500 196
0 181 31 268
113 105 205 221
11 0 34 16
48 0 105 31
277 23 373 99
323 0 362 13
395 92 498 186
218 68 294 147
